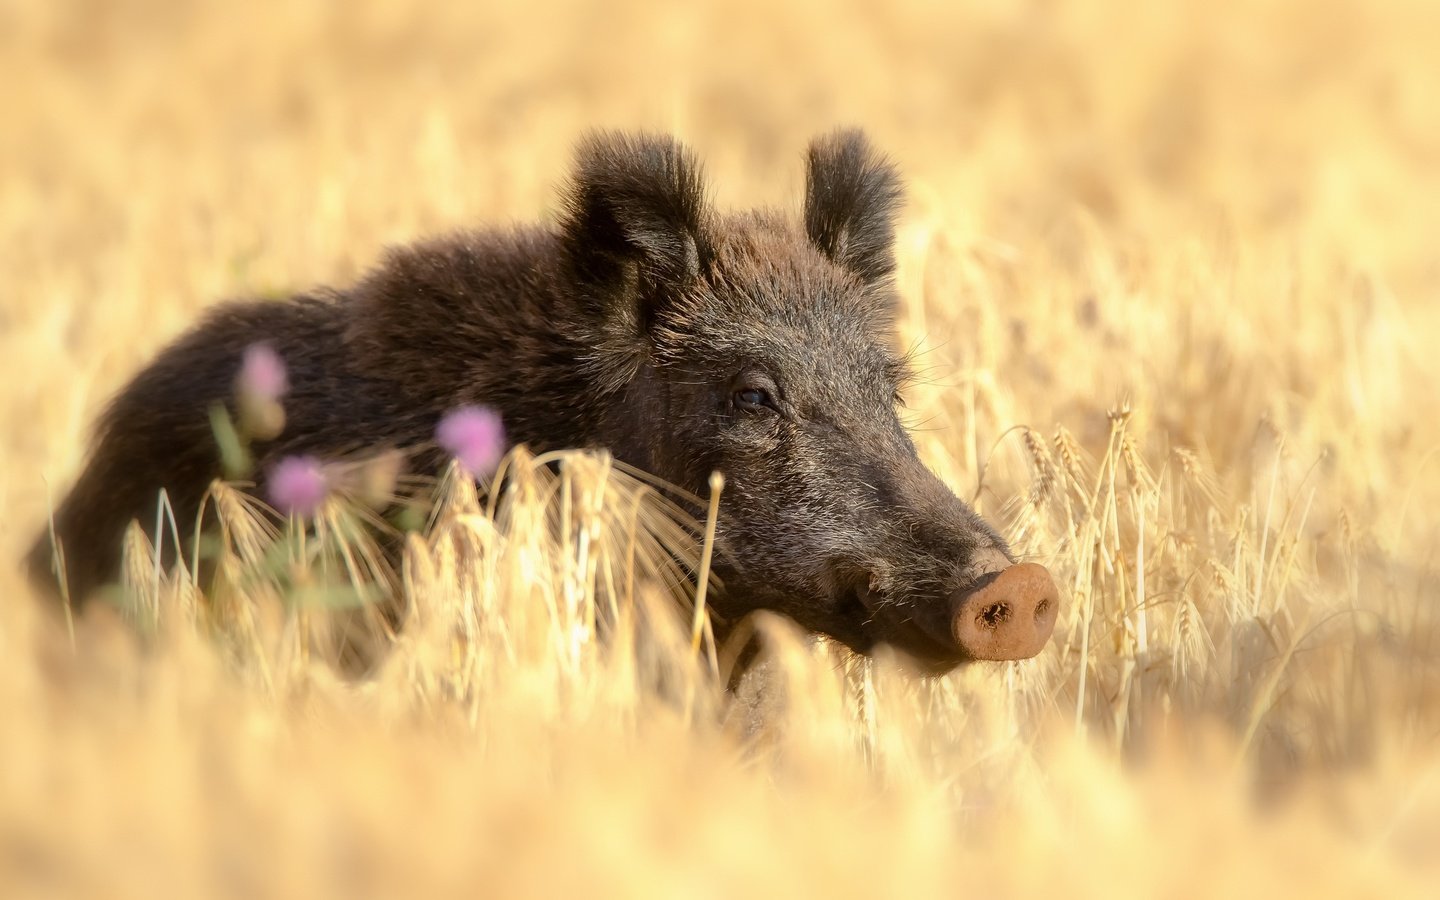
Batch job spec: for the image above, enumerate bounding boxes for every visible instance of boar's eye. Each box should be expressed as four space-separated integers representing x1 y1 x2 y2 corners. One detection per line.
736 388 771 409
732 374 780 414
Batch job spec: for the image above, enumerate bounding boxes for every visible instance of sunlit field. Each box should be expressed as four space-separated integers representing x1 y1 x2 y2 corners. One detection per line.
4 0 1440 895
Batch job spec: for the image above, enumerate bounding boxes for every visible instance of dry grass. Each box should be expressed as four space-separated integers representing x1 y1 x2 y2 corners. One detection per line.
4 0 1440 896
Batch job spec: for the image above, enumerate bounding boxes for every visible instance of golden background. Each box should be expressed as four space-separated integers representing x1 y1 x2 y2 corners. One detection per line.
2 0 1438 895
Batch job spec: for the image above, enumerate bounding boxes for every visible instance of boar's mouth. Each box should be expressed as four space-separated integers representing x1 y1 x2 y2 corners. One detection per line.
844 580 973 674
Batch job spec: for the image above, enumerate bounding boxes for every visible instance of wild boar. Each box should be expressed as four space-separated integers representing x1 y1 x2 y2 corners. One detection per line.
28 130 1058 669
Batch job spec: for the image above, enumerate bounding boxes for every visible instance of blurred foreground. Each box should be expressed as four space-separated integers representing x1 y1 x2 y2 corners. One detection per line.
3 0 1439 896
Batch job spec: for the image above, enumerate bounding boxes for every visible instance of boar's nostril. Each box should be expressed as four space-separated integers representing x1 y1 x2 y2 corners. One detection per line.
950 562 1060 662
978 601 1011 628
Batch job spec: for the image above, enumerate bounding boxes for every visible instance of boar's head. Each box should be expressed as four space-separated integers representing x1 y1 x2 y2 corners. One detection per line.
560 129 1058 671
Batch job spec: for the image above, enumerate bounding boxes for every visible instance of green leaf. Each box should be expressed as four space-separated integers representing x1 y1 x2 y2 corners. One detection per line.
209 404 253 480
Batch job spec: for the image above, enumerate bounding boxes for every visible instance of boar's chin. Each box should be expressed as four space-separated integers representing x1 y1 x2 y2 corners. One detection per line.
705 568 975 675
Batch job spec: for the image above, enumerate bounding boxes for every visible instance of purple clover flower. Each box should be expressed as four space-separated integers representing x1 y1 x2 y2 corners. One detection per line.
436 406 505 477
267 455 329 517
239 343 289 401
236 343 290 441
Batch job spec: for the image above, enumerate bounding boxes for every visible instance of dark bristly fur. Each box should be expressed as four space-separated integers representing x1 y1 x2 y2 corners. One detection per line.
28 129 1020 670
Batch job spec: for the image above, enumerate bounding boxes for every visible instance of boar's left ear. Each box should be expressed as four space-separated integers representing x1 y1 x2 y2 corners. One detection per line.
804 129 903 284
560 131 712 334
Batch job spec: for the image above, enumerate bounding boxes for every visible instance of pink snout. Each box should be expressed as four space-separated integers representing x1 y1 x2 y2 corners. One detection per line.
950 563 1059 661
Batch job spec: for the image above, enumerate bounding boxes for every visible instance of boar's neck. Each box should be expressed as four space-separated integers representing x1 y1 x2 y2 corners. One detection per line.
344 226 698 490
345 228 616 462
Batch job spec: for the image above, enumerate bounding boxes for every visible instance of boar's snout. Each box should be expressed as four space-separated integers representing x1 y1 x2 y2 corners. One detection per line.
950 562 1059 661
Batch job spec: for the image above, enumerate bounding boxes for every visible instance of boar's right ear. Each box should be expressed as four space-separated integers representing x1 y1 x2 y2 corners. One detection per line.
804 129 903 284
560 131 711 335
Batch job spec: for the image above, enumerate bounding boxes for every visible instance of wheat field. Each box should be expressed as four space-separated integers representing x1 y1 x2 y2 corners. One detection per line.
3 0 1439 896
